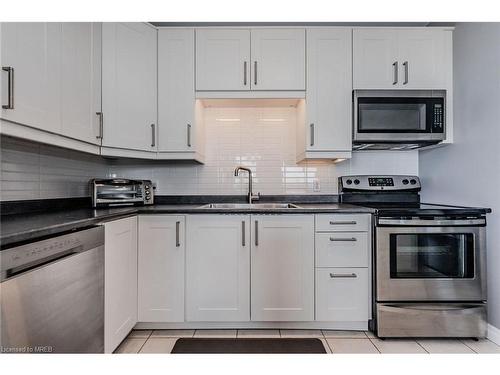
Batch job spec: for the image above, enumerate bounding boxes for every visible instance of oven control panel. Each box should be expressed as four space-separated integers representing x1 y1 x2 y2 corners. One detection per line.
339 175 421 192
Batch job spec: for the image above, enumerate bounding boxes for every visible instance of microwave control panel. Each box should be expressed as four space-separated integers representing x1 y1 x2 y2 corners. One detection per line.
433 103 444 130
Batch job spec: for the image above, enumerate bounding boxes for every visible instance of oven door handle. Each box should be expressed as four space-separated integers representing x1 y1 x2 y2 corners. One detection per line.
383 304 485 313
378 218 486 226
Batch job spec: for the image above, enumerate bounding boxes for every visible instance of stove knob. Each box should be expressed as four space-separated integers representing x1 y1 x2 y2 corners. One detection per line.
402 179 409 185
346 179 352 185
410 179 417 185
354 179 360 185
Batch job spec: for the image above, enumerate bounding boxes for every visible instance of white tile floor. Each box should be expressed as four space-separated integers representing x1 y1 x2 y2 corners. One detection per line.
114 329 500 354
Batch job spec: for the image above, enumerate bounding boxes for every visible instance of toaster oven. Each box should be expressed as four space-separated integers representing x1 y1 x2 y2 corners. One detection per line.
90 179 154 207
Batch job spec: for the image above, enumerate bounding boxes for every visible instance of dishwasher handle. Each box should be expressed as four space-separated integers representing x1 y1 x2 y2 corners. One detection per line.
3 246 84 281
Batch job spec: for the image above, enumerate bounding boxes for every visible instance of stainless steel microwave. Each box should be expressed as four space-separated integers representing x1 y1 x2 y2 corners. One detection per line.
353 90 446 150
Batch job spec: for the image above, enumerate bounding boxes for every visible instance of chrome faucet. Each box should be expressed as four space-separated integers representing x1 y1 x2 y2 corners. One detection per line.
234 166 260 204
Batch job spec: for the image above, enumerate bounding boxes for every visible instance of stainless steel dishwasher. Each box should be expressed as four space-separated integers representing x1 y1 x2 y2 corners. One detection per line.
0 226 104 353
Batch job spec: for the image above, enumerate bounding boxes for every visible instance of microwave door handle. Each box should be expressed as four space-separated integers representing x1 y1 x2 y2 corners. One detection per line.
392 61 398 85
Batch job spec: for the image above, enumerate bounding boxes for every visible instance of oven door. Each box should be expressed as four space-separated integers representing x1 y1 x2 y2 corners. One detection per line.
376 224 486 302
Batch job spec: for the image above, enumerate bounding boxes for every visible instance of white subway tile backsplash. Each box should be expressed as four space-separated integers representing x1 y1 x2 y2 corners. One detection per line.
1 136 108 201
1 106 419 201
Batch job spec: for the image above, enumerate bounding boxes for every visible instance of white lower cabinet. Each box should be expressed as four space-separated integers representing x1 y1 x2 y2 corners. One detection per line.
315 268 370 322
137 215 185 322
251 215 314 321
130 212 371 327
185 215 250 321
104 216 138 353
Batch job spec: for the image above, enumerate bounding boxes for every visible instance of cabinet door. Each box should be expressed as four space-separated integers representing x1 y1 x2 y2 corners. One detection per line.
306 28 352 152
138 215 185 322
398 29 448 89
251 215 314 321
1 23 61 133
104 216 138 353
250 29 305 90
353 29 399 89
158 28 195 152
315 268 369 322
186 215 250 322
102 23 157 152
196 29 250 91
60 22 101 144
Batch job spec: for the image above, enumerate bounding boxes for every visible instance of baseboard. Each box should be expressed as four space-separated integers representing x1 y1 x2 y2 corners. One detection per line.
134 321 368 330
488 324 500 345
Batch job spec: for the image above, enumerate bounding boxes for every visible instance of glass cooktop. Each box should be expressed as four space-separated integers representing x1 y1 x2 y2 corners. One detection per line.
352 202 490 216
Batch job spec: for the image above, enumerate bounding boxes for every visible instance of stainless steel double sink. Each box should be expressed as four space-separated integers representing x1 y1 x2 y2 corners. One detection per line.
198 203 301 209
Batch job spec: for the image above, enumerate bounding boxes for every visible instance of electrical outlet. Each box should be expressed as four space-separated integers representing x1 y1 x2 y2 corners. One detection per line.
313 178 321 192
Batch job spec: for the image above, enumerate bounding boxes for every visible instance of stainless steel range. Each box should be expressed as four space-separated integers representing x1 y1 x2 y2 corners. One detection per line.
339 175 489 338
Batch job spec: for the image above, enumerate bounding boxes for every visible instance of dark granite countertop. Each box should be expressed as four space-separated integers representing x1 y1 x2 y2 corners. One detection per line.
0 203 375 248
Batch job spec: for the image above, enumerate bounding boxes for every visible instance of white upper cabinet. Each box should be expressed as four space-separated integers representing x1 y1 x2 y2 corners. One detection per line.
250 29 306 91
1 23 102 147
102 23 157 154
186 215 250 322
353 28 451 89
302 28 352 159
1 23 61 133
104 217 138 353
353 29 398 89
196 29 250 91
397 29 449 89
158 28 203 161
251 215 314 321
195 28 305 92
60 23 102 144
138 215 185 322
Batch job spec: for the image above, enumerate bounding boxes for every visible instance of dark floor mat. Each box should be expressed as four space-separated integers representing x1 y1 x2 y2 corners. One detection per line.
171 338 327 354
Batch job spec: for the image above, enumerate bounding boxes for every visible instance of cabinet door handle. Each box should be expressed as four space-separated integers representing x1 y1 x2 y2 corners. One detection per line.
254 220 259 246
403 61 409 84
2 66 14 109
151 124 156 147
175 221 180 247
96 112 103 139
243 61 247 86
242 221 246 246
330 273 357 278
329 220 357 225
310 123 315 146
392 61 398 85
329 237 357 242
254 61 257 85
187 124 191 147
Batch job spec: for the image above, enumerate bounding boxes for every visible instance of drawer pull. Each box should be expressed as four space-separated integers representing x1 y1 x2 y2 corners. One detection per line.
330 273 357 278
329 221 357 225
329 237 357 242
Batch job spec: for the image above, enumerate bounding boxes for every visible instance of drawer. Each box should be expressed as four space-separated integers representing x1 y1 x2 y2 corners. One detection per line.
315 214 370 232
377 303 487 338
315 268 370 322
315 232 369 267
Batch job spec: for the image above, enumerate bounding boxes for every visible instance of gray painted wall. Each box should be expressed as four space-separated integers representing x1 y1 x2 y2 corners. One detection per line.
419 23 500 329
